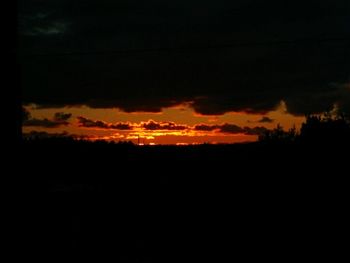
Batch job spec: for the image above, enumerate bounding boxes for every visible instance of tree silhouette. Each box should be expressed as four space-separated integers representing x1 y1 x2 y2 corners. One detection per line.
258 124 298 144
259 111 350 145
300 111 350 144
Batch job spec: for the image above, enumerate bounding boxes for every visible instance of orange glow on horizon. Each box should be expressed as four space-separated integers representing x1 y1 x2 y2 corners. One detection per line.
23 102 305 144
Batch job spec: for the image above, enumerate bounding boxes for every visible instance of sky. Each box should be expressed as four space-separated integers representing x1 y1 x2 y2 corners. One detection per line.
18 0 350 144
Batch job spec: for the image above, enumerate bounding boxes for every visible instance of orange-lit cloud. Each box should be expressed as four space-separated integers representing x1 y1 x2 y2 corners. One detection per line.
77 116 134 130
22 108 72 128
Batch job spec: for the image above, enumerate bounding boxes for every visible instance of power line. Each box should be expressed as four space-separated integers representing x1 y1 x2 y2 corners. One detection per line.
18 36 350 57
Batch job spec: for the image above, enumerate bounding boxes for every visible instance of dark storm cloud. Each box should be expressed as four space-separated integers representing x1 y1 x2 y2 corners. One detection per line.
77 116 133 130
19 0 350 115
142 120 188 130
23 111 72 128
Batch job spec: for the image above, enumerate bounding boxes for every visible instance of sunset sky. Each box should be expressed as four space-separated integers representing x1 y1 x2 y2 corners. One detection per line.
22 102 305 144
18 0 350 144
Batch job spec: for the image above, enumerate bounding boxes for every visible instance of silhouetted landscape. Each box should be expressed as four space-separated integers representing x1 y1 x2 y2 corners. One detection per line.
21 113 349 261
18 0 349 261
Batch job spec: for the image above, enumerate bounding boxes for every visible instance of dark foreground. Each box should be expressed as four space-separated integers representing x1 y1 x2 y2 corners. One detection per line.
20 139 348 261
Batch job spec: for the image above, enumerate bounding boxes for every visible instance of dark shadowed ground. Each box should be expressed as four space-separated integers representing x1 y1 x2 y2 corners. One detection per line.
19 138 348 262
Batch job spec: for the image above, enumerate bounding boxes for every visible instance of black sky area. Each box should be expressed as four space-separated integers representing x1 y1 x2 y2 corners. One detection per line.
18 0 350 116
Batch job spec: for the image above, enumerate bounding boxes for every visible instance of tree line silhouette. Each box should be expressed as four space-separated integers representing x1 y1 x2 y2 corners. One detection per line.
259 111 350 145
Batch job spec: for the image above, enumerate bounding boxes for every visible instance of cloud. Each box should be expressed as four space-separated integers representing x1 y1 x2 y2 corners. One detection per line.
77 118 187 131
110 123 134 130
23 118 65 128
19 0 350 115
23 22 69 36
258 117 274 123
77 116 108 128
283 84 350 116
54 112 72 121
77 116 133 130
194 124 219 131
193 123 268 135
218 123 245 134
23 111 72 128
141 120 188 130
243 126 269 136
